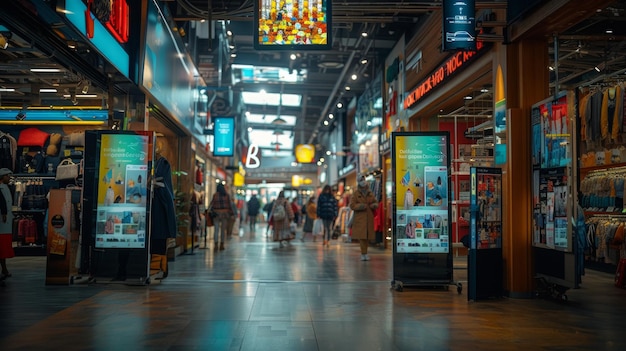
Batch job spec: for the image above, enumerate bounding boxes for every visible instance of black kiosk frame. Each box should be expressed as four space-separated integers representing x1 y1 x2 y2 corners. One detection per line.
468 166 503 300
390 131 461 293
82 130 155 284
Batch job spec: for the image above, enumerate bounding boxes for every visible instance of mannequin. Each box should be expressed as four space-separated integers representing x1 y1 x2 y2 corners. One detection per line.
149 138 177 278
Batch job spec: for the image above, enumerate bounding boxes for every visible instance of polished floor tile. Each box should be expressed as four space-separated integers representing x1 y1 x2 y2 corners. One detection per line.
1 225 626 350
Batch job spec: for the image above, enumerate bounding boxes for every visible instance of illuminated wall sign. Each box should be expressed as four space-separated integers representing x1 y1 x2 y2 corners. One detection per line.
442 0 476 51
101 0 130 43
404 41 485 110
61 0 130 78
253 0 332 50
244 145 262 169
213 116 235 157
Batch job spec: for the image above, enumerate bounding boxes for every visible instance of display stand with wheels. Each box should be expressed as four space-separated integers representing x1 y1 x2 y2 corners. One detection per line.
390 131 462 293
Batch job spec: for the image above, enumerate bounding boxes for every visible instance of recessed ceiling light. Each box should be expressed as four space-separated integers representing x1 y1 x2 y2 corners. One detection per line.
31 68 61 73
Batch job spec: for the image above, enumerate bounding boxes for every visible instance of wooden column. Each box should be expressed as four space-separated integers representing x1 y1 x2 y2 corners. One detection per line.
503 39 549 297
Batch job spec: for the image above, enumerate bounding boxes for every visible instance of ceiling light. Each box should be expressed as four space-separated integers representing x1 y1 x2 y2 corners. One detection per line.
271 116 287 125
323 120 329 126
230 53 237 58
360 58 368 65
0 88 15 92
229 44 235 49
30 68 61 73
351 74 358 80
81 81 90 94
226 30 233 36
548 66 554 71
290 53 297 60
594 62 605 72
361 32 368 37
345 86 351 91
336 101 343 108
63 94 98 98
328 113 334 119
464 96 473 100
480 88 489 93
39 88 58 93
606 28 613 34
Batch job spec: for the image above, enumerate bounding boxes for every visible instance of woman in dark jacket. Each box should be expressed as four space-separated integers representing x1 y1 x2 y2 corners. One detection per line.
316 185 338 247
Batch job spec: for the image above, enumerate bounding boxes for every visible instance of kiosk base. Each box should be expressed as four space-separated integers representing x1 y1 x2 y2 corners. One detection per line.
391 279 462 294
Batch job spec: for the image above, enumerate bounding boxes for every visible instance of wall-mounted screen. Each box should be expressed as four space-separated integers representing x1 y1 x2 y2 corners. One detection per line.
213 116 235 157
253 0 331 50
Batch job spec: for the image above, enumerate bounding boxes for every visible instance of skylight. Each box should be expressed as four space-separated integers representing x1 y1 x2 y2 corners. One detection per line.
242 91 302 107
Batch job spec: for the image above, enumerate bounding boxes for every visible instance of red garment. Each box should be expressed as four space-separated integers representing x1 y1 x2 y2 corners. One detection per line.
290 202 299 216
373 201 384 232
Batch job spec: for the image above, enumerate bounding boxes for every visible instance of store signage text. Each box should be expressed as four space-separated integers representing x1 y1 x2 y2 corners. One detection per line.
404 41 485 109
243 145 261 169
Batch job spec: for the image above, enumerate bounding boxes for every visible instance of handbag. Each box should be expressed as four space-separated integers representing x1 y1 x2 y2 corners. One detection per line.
55 158 79 180
206 213 214 227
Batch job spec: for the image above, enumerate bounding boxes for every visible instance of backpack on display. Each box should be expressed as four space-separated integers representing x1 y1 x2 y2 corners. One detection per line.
273 203 286 221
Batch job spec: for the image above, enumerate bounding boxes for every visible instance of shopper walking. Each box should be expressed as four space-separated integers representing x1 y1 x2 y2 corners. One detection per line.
316 185 338 247
350 173 378 261
209 183 234 251
0 168 14 281
247 193 261 231
301 196 317 242
271 191 295 247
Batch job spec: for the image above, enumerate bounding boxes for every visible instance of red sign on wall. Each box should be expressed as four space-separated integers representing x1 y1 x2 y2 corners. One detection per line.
404 40 485 110
105 0 129 43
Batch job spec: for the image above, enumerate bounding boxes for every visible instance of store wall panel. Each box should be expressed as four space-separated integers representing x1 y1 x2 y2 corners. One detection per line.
504 39 549 297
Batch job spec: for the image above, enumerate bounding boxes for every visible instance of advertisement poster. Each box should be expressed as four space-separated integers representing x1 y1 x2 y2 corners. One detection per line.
531 92 570 168
532 167 569 249
393 133 450 253
469 167 502 250
95 134 149 249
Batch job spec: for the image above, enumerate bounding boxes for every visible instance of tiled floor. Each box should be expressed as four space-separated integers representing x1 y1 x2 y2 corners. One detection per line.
1 224 626 350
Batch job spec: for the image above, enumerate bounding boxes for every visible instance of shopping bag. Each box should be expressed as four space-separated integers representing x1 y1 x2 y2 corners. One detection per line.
206 213 214 227
312 218 323 236
55 158 79 180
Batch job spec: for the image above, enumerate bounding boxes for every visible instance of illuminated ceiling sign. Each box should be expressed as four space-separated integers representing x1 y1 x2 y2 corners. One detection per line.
404 41 486 110
442 0 476 51
243 145 262 169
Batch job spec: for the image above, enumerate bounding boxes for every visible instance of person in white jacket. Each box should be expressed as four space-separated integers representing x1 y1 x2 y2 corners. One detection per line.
403 188 414 209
